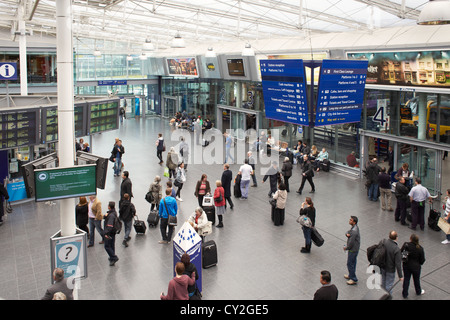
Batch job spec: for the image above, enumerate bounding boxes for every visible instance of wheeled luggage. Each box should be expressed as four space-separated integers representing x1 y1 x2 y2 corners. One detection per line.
203 205 216 225
147 210 159 227
134 216 147 234
321 159 330 172
428 208 441 231
310 226 324 247
202 240 218 269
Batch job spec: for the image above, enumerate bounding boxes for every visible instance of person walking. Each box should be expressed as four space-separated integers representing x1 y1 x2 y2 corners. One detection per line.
262 161 281 197
160 262 196 300
221 164 234 210
179 137 189 170
401 234 425 298
166 147 179 179
174 162 186 202
272 183 287 226
408 177 432 231
214 180 226 228
248 151 257 187
75 196 89 234
380 231 404 294
104 201 119 266
313 270 339 300
194 174 211 207
238 159 253 200
111 139 125 177
119 193 136 247
120 171 133 206
224 132 234 164
148 175 163 211
394 177 410 226
87 195 104 247
297 155 315 195
159 188 178 244
156 133 165 164
281 156 293 192
379 167 393 211
366 157 381 201
344 216 360 285
299 197 316 253
0 182 9 226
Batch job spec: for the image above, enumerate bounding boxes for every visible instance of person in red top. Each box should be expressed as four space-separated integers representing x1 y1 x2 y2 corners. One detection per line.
214 180 226 228
160 262 196 300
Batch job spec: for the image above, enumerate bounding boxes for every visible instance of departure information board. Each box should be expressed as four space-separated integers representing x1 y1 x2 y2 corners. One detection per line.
315 59 368 126
88 99 119 135
41 104 87 143
0 109 39 150
260 59 309 126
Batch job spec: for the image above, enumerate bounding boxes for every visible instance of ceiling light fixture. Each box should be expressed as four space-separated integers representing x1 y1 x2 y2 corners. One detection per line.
126 54 133 61
171 32 185 48
143 38 155 51
93 48 101 57
205 47 216 58
417 0 450 25
242 43 255 56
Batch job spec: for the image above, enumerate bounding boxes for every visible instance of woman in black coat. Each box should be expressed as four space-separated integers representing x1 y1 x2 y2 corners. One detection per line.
75 197 89 234
401 234 425 298
221 164 234 209
299 197 316 254
281 157 293 192
181 253 200 300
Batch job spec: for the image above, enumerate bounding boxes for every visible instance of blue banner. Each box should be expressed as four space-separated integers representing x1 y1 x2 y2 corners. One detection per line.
260 59 309 126
6 181 27 202
315 59 368 126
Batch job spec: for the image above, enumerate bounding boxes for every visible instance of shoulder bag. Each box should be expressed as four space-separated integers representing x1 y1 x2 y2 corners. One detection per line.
163 198 177 226
296 215 312 228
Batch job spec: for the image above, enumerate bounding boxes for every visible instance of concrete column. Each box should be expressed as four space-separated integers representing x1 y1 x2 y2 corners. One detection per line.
418 93 427 141
56 0 76 237
18 4 28 96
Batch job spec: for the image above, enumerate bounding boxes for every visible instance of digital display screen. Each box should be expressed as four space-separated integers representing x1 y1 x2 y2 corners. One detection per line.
0 109 39 150
166 58 199 77
227 59 246 76
42 104 86 143
88 100 119 134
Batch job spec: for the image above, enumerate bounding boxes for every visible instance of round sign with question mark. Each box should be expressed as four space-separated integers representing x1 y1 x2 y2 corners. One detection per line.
57 244 78 263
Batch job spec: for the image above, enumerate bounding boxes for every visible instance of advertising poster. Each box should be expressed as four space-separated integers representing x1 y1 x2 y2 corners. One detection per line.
166 58 199 77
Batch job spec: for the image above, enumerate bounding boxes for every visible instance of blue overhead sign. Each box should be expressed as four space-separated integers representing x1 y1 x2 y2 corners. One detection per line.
315 59 368 126
97 80 127 86
260 59 309 126
0 63 18 81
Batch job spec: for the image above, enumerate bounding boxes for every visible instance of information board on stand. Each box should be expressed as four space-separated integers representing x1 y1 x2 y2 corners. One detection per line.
315 59 368 126
260 59 309 126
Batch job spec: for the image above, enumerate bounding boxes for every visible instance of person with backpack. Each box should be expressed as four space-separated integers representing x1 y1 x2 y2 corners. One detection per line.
380 231 404 294
400 234 425 298
343 216 360 285
104 201 120 266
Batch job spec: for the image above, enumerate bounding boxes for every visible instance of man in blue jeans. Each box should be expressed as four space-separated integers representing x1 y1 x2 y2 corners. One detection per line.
158 188 178 244
224 132 234 164
344 216 360 285
366 157 381 201
112 139 124 177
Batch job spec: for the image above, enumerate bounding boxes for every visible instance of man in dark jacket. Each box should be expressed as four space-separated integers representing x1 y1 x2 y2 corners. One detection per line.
111 139 125 176
394 177 410 226
313 270 338 300
378 167 393 211
221 164 234 210
0 183 9 226
281 156 293 192
344 216 360 285
41 268 74 300
120 171 133 206
366 157 381 201
381 231 403 294
262 161 281 197
104 201 119 266
119 193 136 247
297 155 315 195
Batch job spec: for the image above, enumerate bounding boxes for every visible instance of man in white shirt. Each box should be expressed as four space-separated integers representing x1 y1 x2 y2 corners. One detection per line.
408 177 431 231
238 159 253 200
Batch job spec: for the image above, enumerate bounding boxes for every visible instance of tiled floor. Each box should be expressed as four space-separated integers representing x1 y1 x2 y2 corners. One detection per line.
1 116 449 300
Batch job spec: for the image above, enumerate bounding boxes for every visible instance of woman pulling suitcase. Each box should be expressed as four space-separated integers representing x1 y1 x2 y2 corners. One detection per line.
298 197 316 253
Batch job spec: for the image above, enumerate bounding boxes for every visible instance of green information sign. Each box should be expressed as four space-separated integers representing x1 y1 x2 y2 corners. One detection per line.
34 165 97 202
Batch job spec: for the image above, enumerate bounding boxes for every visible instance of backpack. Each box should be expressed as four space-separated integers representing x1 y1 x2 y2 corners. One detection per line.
367 240 386 268
113 215 123 234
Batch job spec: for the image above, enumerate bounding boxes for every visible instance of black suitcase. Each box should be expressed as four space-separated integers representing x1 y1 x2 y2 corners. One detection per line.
147 210 159 227
321 159 330 172
428 208 441 231
134 216 147 234
310 227 324 247
203 206 216 225
202 240 218 269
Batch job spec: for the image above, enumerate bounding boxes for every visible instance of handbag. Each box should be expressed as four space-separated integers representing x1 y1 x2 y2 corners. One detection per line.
269 198 277 208
163 198 177 226
214 189 223 203
163 167 170 178
296 215 312 228
145 191 154 203
401 248 409 263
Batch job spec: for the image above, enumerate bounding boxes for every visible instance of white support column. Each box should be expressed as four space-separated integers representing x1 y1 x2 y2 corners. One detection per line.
18 4 28 96
56 0 76 237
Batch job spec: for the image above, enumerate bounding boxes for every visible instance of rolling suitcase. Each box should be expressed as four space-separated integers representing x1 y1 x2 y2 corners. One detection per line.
428 208 441 231
310 226 324 247
202 240 218 269
203 206 216 225
147 210 159 227
134 216 147 234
